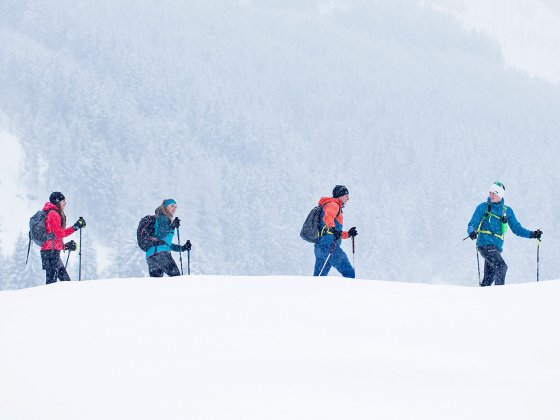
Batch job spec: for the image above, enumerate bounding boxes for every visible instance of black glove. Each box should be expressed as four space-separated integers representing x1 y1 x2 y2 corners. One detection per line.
64 240 77 251
531 229 543 239
348 227 358 237
171 218 181 229
181 240 192 252
469 231 478 240
73 217 86 230
328 227 342 241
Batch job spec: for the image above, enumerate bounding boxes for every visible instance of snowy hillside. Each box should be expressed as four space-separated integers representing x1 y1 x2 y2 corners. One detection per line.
1 276 559 420
1 0 560 287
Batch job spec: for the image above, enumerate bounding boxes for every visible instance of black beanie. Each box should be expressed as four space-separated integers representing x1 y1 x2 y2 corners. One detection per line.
49 191 65 204
332 185 349 198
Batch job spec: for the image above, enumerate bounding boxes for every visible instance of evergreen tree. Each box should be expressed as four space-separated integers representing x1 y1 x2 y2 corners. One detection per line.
17 234 44 289
3 240 20 290
110 238 148 278
67 230 98 281
0 252 5 291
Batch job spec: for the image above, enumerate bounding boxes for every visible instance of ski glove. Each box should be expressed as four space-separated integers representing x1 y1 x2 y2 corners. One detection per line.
328 228 342 241
531 229 543 239
171 218 181 229
348 227 358 237
64 240 77 251
469 231 478 240
73 217 86 230
181 240 192 252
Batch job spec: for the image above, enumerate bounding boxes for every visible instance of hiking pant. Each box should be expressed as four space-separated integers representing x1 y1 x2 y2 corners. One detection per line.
40 250 71 284
313 242 355 278
147 252 181 277
478 245 508 286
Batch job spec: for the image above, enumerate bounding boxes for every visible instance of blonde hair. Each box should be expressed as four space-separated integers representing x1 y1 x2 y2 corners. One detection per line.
155 201 173 222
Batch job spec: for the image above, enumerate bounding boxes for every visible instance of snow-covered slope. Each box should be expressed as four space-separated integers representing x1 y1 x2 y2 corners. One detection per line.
1 276 558 419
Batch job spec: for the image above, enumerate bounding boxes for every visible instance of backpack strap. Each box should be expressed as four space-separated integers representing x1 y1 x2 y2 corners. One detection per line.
44 209 57 247
477 204 508 240
153 216 159 254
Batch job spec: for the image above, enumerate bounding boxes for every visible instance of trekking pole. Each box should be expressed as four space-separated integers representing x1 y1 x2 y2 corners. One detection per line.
186 240 191 275
176 226 184 275
352 236 355 270
318 242 337 277
65 249 72 269
79 227 82 281
26 232 32 265
537 239 541 282
476 244 481 286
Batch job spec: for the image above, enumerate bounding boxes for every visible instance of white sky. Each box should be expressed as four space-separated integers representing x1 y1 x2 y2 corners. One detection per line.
430 0 560 83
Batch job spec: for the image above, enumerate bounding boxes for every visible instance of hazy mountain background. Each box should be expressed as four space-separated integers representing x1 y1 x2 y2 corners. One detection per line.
1 0 559 288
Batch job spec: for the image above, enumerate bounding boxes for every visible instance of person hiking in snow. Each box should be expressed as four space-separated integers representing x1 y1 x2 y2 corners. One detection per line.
41 192 86 284
314 185 358 278
145 199 192 277
467 182 542 286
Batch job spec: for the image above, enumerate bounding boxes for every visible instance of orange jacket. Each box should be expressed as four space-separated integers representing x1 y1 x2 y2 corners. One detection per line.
317 197 349 240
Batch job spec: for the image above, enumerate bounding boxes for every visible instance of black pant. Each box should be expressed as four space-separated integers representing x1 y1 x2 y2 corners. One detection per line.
478 245 508 286
147 252 181 277
40 250 71 284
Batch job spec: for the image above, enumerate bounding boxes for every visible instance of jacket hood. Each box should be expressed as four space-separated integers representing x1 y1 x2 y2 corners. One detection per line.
318 197 343 207
42 202 59 212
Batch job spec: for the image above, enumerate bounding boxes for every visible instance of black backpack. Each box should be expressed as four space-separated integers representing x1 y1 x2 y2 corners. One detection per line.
300 203 340 243
137 215 157 251
29 210 55 246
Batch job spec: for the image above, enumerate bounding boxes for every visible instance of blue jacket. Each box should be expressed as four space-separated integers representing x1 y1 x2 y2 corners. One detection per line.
145 214 181 259
467 199 532 251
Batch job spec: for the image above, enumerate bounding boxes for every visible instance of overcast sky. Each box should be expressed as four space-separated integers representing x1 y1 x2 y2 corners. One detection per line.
430 0 560 83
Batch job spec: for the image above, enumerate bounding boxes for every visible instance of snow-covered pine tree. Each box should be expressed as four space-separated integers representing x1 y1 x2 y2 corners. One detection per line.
17 234 44 289
67 230 98 281
109 238 149 278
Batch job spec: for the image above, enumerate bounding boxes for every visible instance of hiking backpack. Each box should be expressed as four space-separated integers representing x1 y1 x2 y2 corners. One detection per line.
137 215 157 251
477 203 509 237
300 203 340 243
29 210 55 246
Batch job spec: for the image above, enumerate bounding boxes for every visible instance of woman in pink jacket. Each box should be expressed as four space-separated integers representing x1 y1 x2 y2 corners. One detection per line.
40 192 86 284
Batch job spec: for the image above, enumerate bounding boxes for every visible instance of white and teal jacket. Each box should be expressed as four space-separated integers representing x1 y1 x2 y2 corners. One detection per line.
145 214 181 259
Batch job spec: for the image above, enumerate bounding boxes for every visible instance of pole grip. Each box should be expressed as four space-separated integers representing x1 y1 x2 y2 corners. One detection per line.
537 239 540 282
79 227 82 281
177 227 184 275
